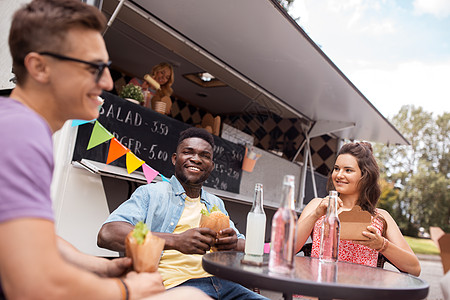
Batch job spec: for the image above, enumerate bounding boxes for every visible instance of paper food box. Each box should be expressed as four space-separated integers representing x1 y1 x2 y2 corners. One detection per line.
338 206 371 241
430 227 450 274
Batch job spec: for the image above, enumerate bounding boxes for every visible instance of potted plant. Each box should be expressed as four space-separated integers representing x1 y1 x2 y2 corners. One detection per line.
119 83 144 105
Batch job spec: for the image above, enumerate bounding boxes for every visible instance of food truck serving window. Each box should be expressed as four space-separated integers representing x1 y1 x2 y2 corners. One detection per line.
72 92 245 194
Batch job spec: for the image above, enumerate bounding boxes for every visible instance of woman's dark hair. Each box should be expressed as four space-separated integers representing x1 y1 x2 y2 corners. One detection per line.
178 127 215 150
327 142 381 215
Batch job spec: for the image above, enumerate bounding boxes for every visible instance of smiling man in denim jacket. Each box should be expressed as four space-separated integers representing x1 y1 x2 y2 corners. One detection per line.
98 127 267 300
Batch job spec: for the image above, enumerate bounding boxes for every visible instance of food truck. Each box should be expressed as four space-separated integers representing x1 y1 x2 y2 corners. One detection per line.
0 0 408 257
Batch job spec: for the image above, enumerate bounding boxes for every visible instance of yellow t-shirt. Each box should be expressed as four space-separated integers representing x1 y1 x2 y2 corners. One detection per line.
158 195 212 288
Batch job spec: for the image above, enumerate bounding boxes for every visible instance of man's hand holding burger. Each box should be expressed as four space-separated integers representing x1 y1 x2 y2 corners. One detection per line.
175 227 216 254
199 205 245 252
214 228 241 251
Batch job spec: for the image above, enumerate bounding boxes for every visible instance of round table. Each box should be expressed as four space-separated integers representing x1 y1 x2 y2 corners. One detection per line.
202 251 429 300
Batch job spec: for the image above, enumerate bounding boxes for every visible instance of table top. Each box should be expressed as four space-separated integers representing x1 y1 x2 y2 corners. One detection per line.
202 251 429 300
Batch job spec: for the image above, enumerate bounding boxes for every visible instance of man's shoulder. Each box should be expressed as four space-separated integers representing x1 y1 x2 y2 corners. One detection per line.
0 98 51 139
201 189 224 204
0 98 52 155
1 97 40 119
139 179 174 194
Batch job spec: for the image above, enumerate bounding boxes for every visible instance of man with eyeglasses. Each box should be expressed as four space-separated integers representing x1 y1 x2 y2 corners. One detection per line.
38 52 112 84
0 1 209 300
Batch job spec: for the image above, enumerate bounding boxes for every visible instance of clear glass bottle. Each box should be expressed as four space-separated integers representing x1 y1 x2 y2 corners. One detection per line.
319 190 340 262
269 175 298 274
245 183 266 256
317 261 338 283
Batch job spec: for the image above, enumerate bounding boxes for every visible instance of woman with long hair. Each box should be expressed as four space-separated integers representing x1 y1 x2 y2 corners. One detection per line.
295 142 421 276
129 62 174 114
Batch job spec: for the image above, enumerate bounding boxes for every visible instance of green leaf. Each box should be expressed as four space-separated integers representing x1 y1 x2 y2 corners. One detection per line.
132 221 149 245
119 83 144 103
201 205 223 216
210 205 220 213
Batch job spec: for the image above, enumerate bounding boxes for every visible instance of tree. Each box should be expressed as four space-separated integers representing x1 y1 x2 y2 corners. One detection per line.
374 105 450 235
434 113 450 176
377 178 399 217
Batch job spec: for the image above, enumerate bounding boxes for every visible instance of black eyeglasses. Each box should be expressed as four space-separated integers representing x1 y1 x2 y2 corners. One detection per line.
39 51 111 83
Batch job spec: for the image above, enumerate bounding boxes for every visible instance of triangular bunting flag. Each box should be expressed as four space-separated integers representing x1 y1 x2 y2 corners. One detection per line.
71 101 103 127
87 121 113 150
71 119 95 127
142 164 159 184
160 174 170 182
107 137 130 164
126 152 145 174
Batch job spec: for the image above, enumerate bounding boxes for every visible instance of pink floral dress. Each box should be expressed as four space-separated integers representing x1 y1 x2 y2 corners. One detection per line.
311 212 384 267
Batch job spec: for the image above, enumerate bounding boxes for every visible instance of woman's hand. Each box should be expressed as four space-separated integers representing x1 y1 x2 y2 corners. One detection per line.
314 197 329 218
314 196 343 219
295 196 341 254
354 225 385 250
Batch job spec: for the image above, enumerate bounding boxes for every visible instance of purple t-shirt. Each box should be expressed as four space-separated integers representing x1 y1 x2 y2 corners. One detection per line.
0 97 54 223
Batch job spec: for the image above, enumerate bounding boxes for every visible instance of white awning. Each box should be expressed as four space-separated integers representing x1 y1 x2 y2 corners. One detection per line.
103 0 409 145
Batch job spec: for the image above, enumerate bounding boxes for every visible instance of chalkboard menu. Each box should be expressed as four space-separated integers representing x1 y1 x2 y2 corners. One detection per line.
73 92 244 193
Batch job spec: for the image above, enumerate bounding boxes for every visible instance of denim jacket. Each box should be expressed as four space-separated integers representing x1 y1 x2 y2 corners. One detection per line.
105 175 244 239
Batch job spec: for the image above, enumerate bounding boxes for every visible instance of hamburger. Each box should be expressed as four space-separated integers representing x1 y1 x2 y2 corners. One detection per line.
200 205 230 251
125 221 165 272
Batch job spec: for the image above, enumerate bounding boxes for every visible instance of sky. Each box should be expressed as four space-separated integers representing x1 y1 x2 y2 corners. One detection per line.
288 0 450 119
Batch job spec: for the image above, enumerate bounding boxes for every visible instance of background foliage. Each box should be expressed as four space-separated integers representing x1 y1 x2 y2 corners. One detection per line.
375 106 449 236
277 0 449 237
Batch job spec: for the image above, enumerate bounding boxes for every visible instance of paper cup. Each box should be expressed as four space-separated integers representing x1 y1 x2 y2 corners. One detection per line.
242 156 257 172
242 147 260 172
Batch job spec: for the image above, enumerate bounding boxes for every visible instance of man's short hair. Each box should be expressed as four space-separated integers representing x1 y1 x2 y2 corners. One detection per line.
9 0 107 85
178 127 215 150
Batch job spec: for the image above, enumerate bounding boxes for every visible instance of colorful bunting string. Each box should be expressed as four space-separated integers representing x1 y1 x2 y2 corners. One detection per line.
87 121 113 150
71 119 94 127
126 151 145 174
79 119 169 183
106 137 130 164
142 164 159 184
160 174 170 182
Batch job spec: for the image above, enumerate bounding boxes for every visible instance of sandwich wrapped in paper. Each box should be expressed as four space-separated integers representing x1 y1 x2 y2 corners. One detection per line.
200 205 230 251
338 205 372 241
125 221 165 272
